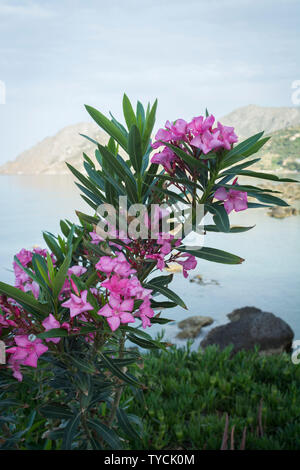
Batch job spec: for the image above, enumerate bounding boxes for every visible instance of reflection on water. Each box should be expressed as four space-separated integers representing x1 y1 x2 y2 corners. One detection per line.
0 174 300 346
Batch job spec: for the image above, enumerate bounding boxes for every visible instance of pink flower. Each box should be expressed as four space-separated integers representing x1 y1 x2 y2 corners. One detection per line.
6 335 48 369
68 266 87 277
0 314 17 336
15 248 32 266
101 275 129 296
215 122 238 150
138 297 154 329
13 263 31 287
152 119 188 149
187 115 215 135
61 290 94 318
24 281 40 299
214 184 248 214
98 295 135 331
177 253 197 278
8 356 23 382
151 146 177 172
146 253 165 271
95 256 117 274
89 231 103 245
42 314 61 344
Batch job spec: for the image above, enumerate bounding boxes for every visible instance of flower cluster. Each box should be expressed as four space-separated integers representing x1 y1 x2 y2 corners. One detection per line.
96 252 155 330
151 114 238 173
13 247 56 299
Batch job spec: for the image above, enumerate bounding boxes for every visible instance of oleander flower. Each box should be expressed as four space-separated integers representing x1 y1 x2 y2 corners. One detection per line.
6 335 48 369
98 295 135 331
61 290 94 319
214 180 248 214
42 314 61 344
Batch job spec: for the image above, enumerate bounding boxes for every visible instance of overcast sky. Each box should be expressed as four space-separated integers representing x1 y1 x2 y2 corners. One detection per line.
0 0 299 164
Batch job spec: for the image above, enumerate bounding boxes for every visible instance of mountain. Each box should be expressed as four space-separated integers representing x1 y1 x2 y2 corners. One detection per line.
0 122 110 175
220 104 300 139
252 125 300 171
1 105 300 175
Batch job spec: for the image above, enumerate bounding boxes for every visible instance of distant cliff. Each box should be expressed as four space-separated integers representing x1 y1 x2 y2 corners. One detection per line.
1 105 300 175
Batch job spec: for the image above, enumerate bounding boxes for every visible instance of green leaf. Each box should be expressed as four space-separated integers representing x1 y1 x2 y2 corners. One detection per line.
53 253 71 300
218 158 261 176
145 282 187 309
62 413 81 450
152 186 189 205
149 274 173 287
206 204 230 233
84 162 106 191
32 254 52 288
142 99 157 154
150 316 174 324
128 334 160 350
98 144 138 203
234 170 299 183
85 105 128 151
37 328 69 339
240 137 270 157
76 211 99 226
128 125 143 174
204 224 255 233
66 162 104 197
150 300 177 309
39 403 74 420
117 409 141 440
43 232 64 264
0 281 50 314
223 132 264 161
123 94 137 131
76 183 105 207
87 419 122 450
250 191 289 207
142 162 159 198
60 220 71 238
100 353 140 387
79 133 99 146
177 246 244 264
164 142 207 170
68 355 96 374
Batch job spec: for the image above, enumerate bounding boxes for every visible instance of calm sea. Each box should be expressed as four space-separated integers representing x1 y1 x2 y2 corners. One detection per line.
1 174 300 347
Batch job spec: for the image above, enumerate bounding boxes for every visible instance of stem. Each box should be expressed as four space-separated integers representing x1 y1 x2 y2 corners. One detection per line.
107 331 126 427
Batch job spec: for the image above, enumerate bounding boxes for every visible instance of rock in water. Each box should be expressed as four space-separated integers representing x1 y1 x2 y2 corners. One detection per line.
176 316 214 339
200 307 294 355
227 306 262 322
267 207 298 219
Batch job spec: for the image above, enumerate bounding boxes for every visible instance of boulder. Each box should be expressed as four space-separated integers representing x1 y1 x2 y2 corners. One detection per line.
176 316 214 339
227 306 262 322
200 307 294 355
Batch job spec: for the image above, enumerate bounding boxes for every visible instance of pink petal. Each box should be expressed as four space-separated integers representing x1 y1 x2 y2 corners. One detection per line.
107 316 121 332
224 200 234 214
234 198 248 212
120 312 135 324
98 304 113 318
214 187 228 201
120 299 134 312
23 352 38 368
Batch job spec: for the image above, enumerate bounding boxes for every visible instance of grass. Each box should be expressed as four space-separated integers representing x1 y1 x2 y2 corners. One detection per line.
124 344 300 450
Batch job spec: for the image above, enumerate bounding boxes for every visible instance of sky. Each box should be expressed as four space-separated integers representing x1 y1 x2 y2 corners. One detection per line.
0 0 299 164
